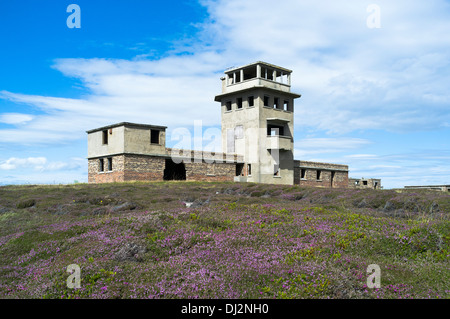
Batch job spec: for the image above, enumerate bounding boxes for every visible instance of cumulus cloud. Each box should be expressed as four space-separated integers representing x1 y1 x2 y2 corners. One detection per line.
1 0 450 187
0 157 47 170
0 157 84 172
1 0 449 144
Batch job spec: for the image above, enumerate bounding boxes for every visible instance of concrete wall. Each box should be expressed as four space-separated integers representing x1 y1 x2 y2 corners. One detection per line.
87 126 125 159
218 85 297 185
124 126 166 155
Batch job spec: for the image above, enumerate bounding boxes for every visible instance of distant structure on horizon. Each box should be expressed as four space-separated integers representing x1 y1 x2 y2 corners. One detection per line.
403 185 449 192
86 61 381 189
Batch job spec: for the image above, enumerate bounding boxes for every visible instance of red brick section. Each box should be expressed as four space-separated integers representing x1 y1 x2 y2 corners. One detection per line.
88 153 238 183
185 162 236 182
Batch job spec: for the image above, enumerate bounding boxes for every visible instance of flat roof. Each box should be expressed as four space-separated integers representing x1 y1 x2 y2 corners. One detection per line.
86 122 167 134
225 61 293 74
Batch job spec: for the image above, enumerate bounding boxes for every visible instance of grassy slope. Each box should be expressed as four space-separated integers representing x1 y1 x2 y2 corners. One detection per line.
0 181 449 299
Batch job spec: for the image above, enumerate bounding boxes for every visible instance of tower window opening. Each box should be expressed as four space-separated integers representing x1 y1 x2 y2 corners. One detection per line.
273 97 279 109
107 157 113 171
248 96 254 107
99 159 104 172
264 96 270 107
226 101 232 111
283 100 289 111
237 97 243 109
316 170 322 181
267 124 284 136
243 66 257 80
247 163 252 176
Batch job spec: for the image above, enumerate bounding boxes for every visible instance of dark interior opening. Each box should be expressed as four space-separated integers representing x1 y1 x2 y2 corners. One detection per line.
236 163 244 176
163 159 186 180
102 130 108 144
301 169 306 179
151 129 160 144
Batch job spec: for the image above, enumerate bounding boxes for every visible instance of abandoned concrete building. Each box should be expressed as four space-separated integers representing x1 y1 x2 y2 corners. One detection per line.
87 61 378 189
349 178 382 190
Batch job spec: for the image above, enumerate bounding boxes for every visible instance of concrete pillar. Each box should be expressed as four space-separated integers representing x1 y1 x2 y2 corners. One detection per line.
287 73 291 86
272 70 276 81
256 64 261 78
240 69 244 82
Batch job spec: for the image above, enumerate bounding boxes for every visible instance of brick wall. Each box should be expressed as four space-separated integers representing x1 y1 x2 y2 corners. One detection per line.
185 162 236 182
88 153 238 183
88 155 125 183
294 160 349 188
123 154 165 181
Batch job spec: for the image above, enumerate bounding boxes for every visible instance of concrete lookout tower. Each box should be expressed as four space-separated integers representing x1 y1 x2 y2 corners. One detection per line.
214 61 301 185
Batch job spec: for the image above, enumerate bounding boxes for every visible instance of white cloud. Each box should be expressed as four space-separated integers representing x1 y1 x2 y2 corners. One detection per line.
0 157 84 172
1 0 450 188
0 157 47 170
0 113 34 124
1 0 449 143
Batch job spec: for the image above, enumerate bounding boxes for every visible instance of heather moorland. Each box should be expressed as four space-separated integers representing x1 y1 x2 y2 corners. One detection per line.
0 181 449 299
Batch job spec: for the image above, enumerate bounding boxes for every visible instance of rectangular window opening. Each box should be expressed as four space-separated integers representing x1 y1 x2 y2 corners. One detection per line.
273 97 279 109
237 97 243 109
301 169 306 179
243 66 257 80
226 101 232 111
107 157 113 171
99 159 104 172
316 170 321 180
150 129 160 144
267 124 284 136
102 130 108 145
248 96 254 107
283 100 289 111
264 96 270 107
247 163 252 176
363 180 368 185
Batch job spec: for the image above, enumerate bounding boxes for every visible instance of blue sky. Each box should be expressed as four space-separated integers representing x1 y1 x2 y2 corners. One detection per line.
1 0 449 188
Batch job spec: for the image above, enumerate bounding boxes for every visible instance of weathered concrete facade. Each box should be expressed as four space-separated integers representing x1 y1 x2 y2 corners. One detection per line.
348 178 382 190
214 62 299 185
87 61 378 188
